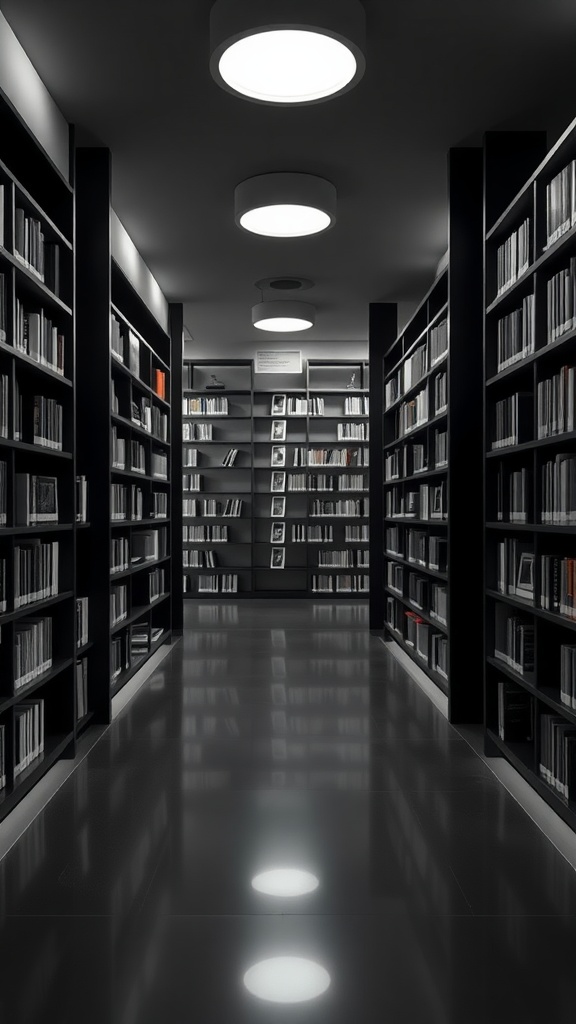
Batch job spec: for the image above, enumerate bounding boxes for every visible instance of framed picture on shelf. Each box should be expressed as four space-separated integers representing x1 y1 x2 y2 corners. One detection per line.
271 471 286 492
270 547 286 569
271 445 286 467
270 522 285 543
271 496 286 517
271 420 287 441
271 394 286 416
516 552 534 598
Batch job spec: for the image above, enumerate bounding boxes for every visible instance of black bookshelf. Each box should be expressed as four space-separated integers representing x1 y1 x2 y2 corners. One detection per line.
182 357 370 596
375 147 484 723
483 121 576 831
75 147 175 711
0 90 79 821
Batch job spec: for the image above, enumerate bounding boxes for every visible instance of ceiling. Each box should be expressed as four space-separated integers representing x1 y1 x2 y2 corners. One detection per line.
2 0 576 346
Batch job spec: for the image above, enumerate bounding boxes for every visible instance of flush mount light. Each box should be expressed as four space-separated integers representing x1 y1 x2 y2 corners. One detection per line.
251 867 320 897
210 0 366 105
235 173 336 238
243 956 331 1003
252 301 315 332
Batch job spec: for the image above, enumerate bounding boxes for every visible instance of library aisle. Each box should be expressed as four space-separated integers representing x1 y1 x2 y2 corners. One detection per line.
1 601 576 1022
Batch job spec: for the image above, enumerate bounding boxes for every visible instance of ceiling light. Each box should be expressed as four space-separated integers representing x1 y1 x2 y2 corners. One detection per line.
252 301 315 332
210 0 366 105
251 867 320 897
235 173 336 238
243 957 331 1003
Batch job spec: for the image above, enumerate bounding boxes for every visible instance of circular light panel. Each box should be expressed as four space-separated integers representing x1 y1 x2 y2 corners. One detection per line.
240 204 331 238
243 956 331 1003
218 29 357 104
210 1 366 106
251 868 320 896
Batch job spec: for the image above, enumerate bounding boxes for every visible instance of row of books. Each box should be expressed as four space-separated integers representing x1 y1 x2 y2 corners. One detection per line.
111 536 130 573
197 574 238 593
152 452 168 479
221 448 239 466
183 397 228 415
14 698 45 777
541 454 576 524
14 540 59 608
183 525 228 542
496 464 530 523
560 644 576 709
15 617 52 689
545 158 576 248
344 396 369 415
540 713 576 800
183 473 201 492
496 218 530 296
111 584 128 626
491 391 531 448
76 657 88 721
184 448 198 467
495 295 535 372
183 498 243 517
494 606 534 675
317 550 369 567
149 567 165 602
14 208 60 291
537 364 576 437
183 550 218 567
293 447 369 467
546 258 576 344
33 396 63 450
540 556 576 618
409 574 428 612
337 422 368 440
15 300 65 376
0 374 7 438
386 481 447 520
311 575 369 593
183 423 212 440
130 440 146 474
310 499 368 517
429 318 449 367
396 386 429 437
76 596 88 648
111 313 124 364
496 538 534 600
130 397 168 440
288 473 367 492
292 525 334 542
14 473 57 525
386 442 427 480
434 371 447 414
385 528 447 572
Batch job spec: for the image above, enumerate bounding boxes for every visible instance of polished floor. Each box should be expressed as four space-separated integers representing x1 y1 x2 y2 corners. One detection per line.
1 600 576 1023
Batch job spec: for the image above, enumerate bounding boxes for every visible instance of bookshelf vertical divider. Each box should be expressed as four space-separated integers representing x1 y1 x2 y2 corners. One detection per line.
369 303 397 629
169 303 183 634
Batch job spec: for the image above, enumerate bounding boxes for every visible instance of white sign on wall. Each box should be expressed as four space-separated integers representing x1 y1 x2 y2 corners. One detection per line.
254 350 303 374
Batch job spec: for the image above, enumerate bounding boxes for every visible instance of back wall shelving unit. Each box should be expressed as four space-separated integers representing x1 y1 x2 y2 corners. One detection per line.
182 356 370 597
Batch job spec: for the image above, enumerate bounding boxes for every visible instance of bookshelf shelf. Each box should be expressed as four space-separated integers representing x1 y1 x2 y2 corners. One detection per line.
483 121 576 831
374 147 484 722
183 358 370 597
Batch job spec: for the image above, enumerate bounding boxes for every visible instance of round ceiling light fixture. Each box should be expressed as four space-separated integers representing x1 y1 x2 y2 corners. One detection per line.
209 0 366 105
235 173 336 238
243 956 331 1003
252 301 315 333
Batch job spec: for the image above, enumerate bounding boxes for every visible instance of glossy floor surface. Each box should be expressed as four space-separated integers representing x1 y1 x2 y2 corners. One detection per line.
1 600 576 1023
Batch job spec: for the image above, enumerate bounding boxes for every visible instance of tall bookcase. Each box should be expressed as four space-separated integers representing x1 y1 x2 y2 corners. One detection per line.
0 89 80 821
483 120 576 830
182 357 370 597
75 147 177 711
376 148 485 723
